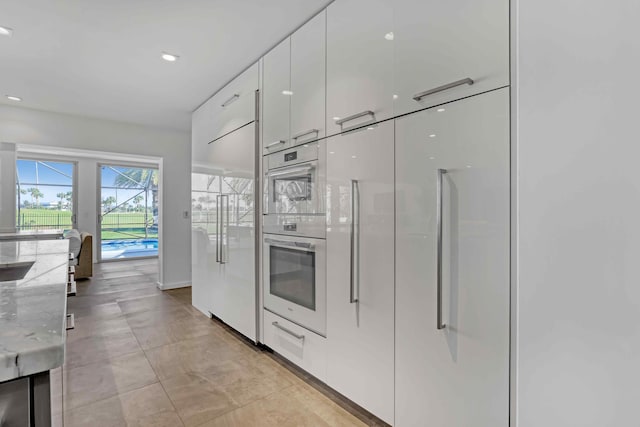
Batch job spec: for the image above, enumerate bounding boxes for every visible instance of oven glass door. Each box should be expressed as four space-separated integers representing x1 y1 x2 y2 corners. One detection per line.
268 163 318 215
270 245 316 310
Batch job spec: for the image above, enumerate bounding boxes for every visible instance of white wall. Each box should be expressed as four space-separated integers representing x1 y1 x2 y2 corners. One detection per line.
516 1 640 425
0 105 191 289
0 142 17 232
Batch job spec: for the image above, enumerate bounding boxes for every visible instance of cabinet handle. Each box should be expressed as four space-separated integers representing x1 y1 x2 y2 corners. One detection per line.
221 94 239 107
216 195 221 263
413 78 474 102
436 169 447 330
350 179 360 304
292 129 319 142
222 194 229 264
272 321 305 341
266 140 286 149
335 110 376 133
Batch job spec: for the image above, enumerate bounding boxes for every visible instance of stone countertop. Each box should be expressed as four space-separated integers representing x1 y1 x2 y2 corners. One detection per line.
0 229 64 241
0 239 69 382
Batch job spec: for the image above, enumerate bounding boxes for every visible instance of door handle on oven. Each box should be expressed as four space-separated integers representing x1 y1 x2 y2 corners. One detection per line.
350 179 360 304
264 238 314 250
272 321 305 341
436 169 447 330
413 78 474 102
267 165 314 179
292 129 319 142
335 110 376 133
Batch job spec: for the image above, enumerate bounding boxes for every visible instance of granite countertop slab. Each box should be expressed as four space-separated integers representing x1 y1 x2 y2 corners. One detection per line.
0 239 69 382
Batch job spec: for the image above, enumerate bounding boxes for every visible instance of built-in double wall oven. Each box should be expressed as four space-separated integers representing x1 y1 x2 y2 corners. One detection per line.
263 142 326 336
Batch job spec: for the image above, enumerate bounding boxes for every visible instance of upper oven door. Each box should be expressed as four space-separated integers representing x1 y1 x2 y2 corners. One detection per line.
263 234 326 336
267 161 320 216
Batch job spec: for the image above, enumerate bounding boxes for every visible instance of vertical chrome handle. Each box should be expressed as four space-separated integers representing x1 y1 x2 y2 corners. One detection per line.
436 169 447 330
223 194 230 264
350 179 360 304
413 78 474 102
216 195 221 263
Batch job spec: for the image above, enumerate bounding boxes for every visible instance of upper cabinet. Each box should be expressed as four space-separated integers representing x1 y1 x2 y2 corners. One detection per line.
392 0 509 117
326 0 394 136
290 11 326 145
192 62 259 158
262 38 291 154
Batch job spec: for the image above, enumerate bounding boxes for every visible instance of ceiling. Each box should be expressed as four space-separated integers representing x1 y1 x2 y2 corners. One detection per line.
0 0 331 131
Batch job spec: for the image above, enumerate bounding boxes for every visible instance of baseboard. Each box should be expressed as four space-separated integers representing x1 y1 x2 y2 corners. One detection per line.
156 281 191 290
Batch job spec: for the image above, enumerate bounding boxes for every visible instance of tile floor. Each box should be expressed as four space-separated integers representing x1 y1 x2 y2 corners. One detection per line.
54 259 383 426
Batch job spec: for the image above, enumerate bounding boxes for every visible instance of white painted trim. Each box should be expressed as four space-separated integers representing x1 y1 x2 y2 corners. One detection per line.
156 281 190 291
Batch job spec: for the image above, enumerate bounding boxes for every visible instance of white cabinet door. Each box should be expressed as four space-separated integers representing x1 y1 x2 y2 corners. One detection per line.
206 124 257 342
326 0 394 136
209 63 259 143
326 121 394 424
262 38 291 154
395 88 510 426
290 11 325 145
192 98 215 154
393 0 509 117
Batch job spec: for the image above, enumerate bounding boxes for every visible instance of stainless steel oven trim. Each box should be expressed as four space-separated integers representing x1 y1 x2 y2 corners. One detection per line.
264 237 315 250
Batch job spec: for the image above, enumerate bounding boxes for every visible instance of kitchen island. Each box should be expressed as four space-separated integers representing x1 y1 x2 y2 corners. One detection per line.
0 238 70 426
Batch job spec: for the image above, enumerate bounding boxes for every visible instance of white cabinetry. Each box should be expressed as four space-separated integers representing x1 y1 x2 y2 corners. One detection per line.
395 88 510 426
393 0 509 116
326 0 394 136
290 11 326 145
192 63 258 150
325 121 394 424
262 38 291 154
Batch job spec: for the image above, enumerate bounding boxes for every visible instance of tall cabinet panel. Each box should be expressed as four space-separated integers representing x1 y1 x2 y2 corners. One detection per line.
393 0 509 116
395 88 510 426
290 11 326 145
262 38 291 154
326 121 395 424
206 123 257 342
326 0 394 136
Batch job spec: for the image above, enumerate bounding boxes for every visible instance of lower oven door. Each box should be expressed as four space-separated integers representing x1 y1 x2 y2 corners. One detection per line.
263 234 326 336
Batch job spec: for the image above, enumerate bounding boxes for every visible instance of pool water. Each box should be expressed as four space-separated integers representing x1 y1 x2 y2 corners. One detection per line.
101 239 158 260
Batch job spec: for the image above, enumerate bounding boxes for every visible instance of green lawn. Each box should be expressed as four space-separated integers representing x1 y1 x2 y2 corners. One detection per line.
18 209 157 241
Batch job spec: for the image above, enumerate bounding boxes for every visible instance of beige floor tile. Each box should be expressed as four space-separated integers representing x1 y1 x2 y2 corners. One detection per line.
63 351 158 410
281 384 367 427
130 315 223 350
118 293 186 315
144 335 247 380
161 372 239 427
67 301 123 320
64 326 142 368
63 383 183 427
165 287 193 305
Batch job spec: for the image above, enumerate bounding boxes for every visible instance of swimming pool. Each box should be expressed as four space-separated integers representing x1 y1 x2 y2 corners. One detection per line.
101 239 158 260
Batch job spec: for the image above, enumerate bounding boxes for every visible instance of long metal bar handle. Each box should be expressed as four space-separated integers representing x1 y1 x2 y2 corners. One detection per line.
221 93 239 108
335 110 375 127
292 129 319 141
266 140 286 149
413 78 474 102
216 195 221 263
350 179 359 304
272 321 305 341
222 195 229 264
436 169 447 330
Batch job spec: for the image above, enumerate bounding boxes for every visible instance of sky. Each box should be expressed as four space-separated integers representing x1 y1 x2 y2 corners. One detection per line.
16 160 156 211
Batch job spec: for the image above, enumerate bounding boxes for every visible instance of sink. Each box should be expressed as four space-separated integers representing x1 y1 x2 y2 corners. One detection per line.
0 261 35 281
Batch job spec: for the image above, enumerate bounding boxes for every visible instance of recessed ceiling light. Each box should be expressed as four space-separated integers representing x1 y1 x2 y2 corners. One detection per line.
282 90 293 96
6 95 22 102
351 155 357 159
429 156 435 160
0 26 13 37
437 108 446 112
429 134 436 138
329 151 335 154
161 52 179 62
384 32 394 41
393 94 398 100
466 165 472 168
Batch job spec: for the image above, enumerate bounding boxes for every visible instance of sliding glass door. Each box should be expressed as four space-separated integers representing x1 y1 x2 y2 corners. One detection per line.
98 164 159 261
16 159 77 231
